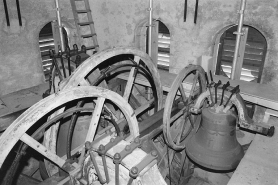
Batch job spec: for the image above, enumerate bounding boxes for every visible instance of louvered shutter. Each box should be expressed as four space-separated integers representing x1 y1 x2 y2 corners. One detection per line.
217 26 266 83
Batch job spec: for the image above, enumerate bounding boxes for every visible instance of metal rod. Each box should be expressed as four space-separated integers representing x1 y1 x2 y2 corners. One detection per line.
3 0 10 26
231 0 246 80
148 0 153 56
220 81 230 106
194 0 199 24
89 152 106 184
214 80 221 104
101 155 109 183
184 0 187 22
66 46 71 75
55 0 65 51
16 0 22 26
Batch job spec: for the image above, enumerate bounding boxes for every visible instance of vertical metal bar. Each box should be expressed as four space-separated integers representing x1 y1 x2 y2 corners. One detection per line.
184 0 187 22
194 0 199 24
65 46 71 75
89 152 106 184
233 27 249 80
3 0 10 26
115 163 119 185
101 155 109 183
55 0 65 51
60 56 67 78
231 0 247 80
147 0 153 115
148 0 153 56
16 0 22 26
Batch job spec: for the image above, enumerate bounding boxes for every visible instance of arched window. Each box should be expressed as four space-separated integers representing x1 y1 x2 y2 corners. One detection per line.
214 25 267 118
215 25 267 83
147 20 170 71
136 19 170 71
39 21 68 81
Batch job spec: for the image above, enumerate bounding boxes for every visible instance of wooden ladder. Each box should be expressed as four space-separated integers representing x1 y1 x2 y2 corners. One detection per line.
70 0 99 54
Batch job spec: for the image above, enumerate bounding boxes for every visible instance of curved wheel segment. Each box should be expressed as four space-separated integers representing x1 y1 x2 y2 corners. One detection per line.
0 86 166 184
163 64 207 151
60 47 163 113
43 47 164 177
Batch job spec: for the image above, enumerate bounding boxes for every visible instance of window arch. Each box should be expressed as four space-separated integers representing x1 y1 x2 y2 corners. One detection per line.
39 21 68 81
156 21 170 70
135 19 171 71
213 25 267 118
214 25 267 83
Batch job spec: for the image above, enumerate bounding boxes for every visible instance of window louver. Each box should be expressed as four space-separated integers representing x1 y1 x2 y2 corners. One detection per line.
39 35 55 81
218 27 266 83
158 33 170 69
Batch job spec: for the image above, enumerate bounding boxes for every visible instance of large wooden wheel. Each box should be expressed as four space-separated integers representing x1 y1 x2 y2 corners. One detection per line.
0 86 166 184
60 47 163 114
163 65 207 151
43 47 163 176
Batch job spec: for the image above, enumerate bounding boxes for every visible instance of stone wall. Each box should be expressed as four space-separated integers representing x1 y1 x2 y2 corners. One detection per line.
90 0 278 86
1 0 278 94
0 0 75 95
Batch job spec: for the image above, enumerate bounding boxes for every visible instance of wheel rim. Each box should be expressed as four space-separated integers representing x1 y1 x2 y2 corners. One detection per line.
61 47 163 111
163 64 207 151
0 86 167 184
0 86 139 184
44 47 163 176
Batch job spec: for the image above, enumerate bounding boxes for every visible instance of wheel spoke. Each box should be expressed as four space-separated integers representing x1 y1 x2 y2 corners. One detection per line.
86 97 106 142
169 106 189 124
188 71 199 101
20 133 66 168
188 114 194 128
179 84 188 106
123 56 140 101
77 97 106 166
174 121 184 145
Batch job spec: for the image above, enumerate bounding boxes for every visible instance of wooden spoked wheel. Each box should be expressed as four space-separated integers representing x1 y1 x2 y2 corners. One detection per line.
43 47 163 176
163 65 207 151
0 86 165 184
60 47 163 115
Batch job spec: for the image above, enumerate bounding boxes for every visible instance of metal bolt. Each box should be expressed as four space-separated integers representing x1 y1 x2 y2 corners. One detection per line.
99 144 105 151
130 167 138 175
114 153 121 161
110 138 115 143
85 141 91 150
134 137 140 144
125 145 131 151
151 150 157 157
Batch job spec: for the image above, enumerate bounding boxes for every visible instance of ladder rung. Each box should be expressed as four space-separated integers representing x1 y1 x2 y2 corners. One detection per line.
81 33 97 38
76 9 91 13
78 21 94 26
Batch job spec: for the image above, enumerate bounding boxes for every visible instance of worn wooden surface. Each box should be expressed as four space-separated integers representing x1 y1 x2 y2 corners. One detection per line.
0 86 139 167
0 83 48 118
228 125 278 185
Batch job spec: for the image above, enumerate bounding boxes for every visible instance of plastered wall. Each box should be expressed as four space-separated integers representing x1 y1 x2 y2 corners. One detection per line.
90 0 278 86
0 0 75 95
1 0 278 95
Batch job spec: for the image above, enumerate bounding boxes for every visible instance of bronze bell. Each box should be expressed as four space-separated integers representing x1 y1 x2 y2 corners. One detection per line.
185 107 244 171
